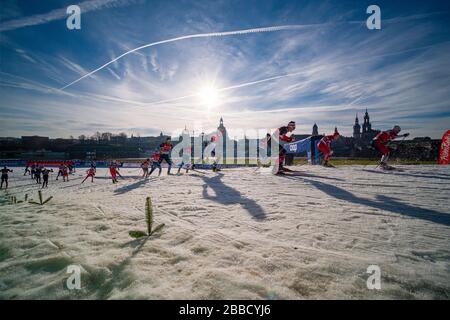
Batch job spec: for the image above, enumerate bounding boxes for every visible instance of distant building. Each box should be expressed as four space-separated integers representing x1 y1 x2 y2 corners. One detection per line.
312 123 319 136
217 117 227 138
353 109 379 141
21 136 49 151
362 109 372 135
353 114 361 139
217 117 229 158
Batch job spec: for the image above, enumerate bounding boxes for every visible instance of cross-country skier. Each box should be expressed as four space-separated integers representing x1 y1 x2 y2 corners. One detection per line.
177 146 192 174
56 163 65 180
30 163 36 180
41 168 53 188
372 125 409 170
159 137 173 174
317 131 340 167
114 161 123 179
148 151 162 176
258 133 272 167
24 164 30 176
0 166 13 190
205 130 224 172
68 161 74 174
90 160 97 174
141 159 150 178
35 165 42 184
82 167 96 184
211 133 221 172
62 164 69 182
274 121 296 174
109 162 119 184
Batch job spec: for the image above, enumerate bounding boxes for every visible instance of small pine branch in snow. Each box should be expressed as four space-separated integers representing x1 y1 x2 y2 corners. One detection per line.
145 196 153 235
129 196 165 239
3 194 17 205
29 191 53 205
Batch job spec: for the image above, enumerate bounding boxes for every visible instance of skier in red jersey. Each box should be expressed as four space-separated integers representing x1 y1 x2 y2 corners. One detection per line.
141 159 150 178
109 162 119 184
62 164 69 182
148 151 162 176
159 137 173 174
82 167 96 184
317 131 340 167
372 125 409 170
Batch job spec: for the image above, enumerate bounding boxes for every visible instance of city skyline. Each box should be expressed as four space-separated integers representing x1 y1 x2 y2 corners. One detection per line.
0 111 437 141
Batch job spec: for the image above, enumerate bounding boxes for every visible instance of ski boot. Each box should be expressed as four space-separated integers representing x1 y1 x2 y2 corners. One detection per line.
322 160 335 168
380 162 395 171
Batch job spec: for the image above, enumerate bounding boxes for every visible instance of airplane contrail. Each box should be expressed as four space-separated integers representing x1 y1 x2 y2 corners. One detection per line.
59 24 331 90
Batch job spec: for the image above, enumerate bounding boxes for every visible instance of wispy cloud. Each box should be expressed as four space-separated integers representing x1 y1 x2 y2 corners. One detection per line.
107 67 121 80
15 48 36 63
0 0 139 32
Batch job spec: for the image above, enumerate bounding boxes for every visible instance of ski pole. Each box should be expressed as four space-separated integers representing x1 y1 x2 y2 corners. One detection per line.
392 136 407 162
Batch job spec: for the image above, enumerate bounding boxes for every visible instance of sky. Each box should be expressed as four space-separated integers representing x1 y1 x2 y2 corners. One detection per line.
0 0 449 139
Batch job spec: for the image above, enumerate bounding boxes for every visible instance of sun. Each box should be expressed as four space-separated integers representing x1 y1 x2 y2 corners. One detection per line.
199 85 219 108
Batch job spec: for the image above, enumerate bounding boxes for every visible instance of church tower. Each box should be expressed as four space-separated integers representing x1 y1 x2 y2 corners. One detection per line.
362 109 372 134
217 117 228 159
217 117 227 138
312 123 319 136
353 114 361 139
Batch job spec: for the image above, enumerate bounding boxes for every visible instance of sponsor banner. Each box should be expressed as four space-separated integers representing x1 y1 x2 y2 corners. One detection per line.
0 160 27 167
283 136 312 154
439 130 450 164
26 160 76 167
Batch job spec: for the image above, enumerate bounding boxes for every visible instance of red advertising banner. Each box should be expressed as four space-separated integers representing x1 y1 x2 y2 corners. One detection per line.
439 130 450 164
26 160 74 167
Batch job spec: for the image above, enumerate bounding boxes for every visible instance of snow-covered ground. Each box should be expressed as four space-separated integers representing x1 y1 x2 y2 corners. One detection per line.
0 165 449 299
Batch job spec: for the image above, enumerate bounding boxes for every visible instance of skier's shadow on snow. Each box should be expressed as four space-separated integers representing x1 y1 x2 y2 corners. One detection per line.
114 178 156 195
94 235 154 299
194 173 266 220
304 178 450 227
362 169 450 181
279 171 345 182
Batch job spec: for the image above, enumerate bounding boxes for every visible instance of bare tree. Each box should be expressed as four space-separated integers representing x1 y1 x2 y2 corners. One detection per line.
101 132 113 141
92 132 101 142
